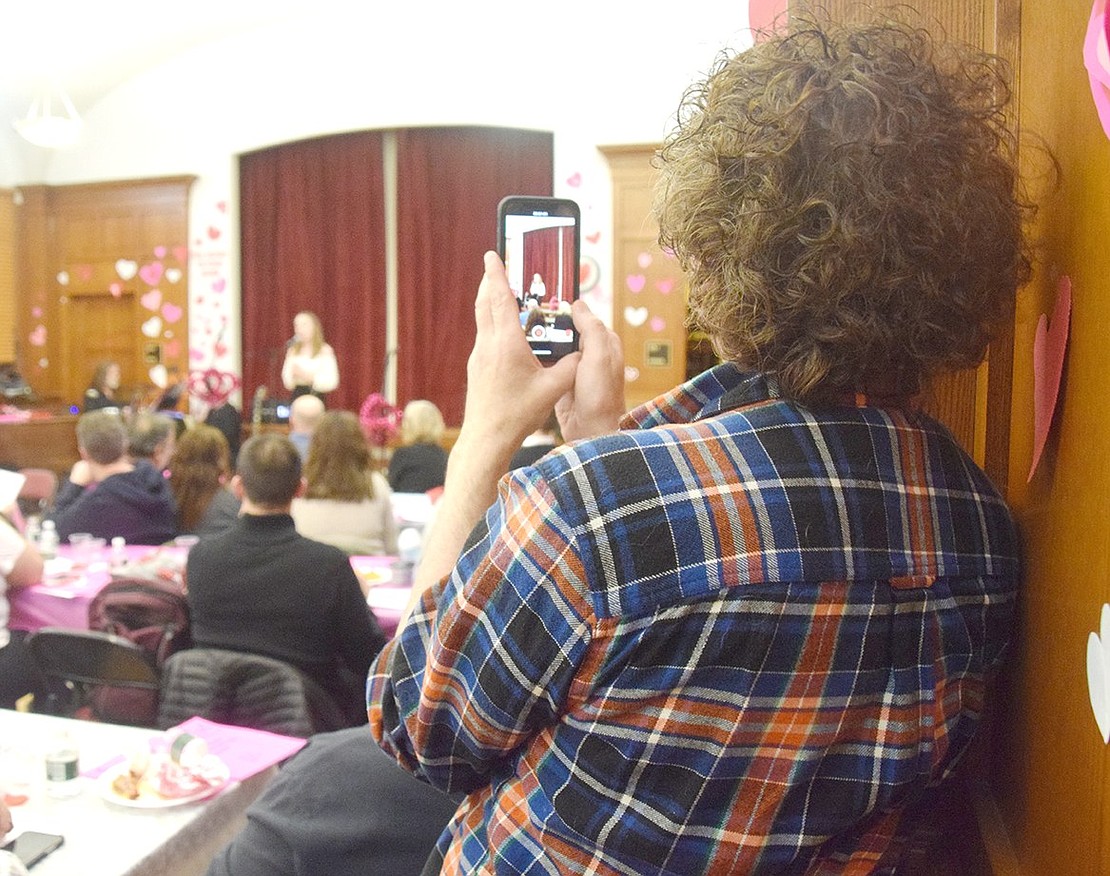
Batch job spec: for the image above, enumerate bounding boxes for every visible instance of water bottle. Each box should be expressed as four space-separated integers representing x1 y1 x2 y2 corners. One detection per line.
24 515 41 546
38 520 59 560
110 536 127 569
392 527 423 588
45 731 81 798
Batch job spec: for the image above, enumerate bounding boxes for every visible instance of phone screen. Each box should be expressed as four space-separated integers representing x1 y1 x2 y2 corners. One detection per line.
3 831 65 867
497 196 581 364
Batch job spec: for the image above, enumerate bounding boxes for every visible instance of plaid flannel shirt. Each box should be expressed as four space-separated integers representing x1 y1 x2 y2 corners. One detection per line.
367 365 1018 875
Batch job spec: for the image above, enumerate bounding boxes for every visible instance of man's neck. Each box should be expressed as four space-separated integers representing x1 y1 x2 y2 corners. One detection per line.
87 459 134 483
239 498 293 516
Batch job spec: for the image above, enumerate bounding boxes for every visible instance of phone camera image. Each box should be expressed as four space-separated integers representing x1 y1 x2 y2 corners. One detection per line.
497 196 581 365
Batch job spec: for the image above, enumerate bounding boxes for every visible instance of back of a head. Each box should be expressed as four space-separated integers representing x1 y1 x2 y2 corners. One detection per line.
170 425 232 530
289 394 325 433
304 410 375 501
76 411 128 464
236 434 302 508
128 412 176 460
401 400 445 446
655 11 1031 403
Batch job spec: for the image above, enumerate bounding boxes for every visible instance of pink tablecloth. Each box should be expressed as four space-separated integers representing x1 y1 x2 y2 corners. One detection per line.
11 548 413 636
8 544 179 632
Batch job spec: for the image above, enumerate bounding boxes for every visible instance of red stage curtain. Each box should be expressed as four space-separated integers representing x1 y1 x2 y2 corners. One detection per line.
394 127 553 426
559 225 576 305
522 227 560 304
240 132 387 414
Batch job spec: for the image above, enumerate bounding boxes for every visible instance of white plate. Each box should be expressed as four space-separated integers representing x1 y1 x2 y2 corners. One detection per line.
97 757 230 809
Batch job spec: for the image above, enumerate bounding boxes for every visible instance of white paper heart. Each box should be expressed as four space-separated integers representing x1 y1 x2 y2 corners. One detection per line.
116 259 138 281
141 316 163 338
56 271 69 286
624 365 640 382
624 306 648 327
148 364 168 389
1087 603 1110 743
165 268 183 284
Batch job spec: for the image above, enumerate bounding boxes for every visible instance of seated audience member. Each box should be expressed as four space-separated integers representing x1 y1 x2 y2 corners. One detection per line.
291 411 398 556
48 411 177 545
205 402 243 468
169 425 241 538
127 411 177 472
287 393 325 463
387 400 448 493
508 408 561 471
367 14 1025 874
206 726 460 876
0 511 44 708
186 434 386 724
83 360 121 412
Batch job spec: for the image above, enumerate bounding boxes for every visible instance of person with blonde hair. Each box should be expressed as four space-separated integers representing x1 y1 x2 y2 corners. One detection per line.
387 400 447 494
292 411 398 556
281 311 338 402
368 12 1025 873
168 424 240 538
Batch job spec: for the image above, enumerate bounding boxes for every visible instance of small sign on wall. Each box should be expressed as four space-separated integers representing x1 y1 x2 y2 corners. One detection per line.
645 340 672 367
143 343 162 365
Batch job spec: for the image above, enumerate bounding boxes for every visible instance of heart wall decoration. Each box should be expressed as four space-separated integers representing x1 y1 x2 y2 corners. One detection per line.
1087 603 1110 743
1028 275 1072 482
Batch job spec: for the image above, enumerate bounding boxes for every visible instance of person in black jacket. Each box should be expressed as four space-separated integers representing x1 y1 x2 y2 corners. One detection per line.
207 726 459 876
186 434 386 725
387 400 448 493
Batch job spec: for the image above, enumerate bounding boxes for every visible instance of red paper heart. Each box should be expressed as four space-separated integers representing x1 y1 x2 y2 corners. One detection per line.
1028 275 1072 481
188 368 240 406
585 231 601 245
208 226 221 240
566 173 582 187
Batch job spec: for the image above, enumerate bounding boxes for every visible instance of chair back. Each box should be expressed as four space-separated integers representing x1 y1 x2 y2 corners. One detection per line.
157 648 348 737
88 577 192 666
27 627 161 726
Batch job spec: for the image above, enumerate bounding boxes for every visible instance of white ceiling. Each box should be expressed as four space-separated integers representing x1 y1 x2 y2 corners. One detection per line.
1 1 298 135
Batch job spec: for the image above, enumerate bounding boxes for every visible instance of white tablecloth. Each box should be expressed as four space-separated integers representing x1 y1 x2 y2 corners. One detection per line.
0 710 276 876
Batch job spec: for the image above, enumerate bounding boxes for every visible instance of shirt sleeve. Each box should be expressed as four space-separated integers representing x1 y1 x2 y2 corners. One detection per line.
366 468 595 794
311 347 339 393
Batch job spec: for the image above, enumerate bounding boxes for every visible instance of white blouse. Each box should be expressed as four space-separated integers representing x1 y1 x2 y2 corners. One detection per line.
281 344 339 393
291 473 399 556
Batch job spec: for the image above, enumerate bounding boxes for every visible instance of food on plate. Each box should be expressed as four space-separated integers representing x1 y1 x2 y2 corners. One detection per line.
106 747 227 804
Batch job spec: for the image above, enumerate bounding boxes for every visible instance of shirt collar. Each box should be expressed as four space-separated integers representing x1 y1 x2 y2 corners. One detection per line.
619 364 783 430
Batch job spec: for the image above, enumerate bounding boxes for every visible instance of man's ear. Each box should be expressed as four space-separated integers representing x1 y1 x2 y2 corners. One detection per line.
294 477 307 499
230 474 245 500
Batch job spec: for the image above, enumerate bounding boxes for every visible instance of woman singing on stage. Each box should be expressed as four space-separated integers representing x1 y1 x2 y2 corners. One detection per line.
281 311 339 402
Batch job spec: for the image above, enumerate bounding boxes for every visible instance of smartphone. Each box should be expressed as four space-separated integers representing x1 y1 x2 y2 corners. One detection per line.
3 831 65 868
496 196 581 364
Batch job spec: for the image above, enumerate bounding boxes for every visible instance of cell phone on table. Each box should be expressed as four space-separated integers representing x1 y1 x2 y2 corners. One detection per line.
496 196 581 364
3 831 65 868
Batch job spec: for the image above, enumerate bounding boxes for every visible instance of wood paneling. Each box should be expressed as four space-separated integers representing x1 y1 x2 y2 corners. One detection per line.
0 190 15 363
15 177 193 406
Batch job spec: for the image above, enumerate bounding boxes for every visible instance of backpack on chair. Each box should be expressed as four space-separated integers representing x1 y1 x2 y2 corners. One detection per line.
88 577 192 667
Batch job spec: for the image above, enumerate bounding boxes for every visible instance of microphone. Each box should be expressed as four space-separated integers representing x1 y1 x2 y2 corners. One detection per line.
285 336 298 348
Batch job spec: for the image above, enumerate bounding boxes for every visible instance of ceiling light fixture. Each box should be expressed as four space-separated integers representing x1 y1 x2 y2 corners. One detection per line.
13 86 83 149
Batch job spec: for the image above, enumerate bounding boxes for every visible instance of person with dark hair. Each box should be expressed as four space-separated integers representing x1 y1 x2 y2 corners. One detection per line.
127 411 177 472
367 12 1025 874
0 509 44 709
83 360 121 412
168 424 240 538
48 410 177 545
186 434 386 724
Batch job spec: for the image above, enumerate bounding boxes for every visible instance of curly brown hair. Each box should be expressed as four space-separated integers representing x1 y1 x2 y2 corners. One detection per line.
169 424 231 532
655 12 1032 402
303 411 377 502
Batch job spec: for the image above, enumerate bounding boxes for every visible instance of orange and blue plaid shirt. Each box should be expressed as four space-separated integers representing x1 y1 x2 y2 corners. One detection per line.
367 365 1018 875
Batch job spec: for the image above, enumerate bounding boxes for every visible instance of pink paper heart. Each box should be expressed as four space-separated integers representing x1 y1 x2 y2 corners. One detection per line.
140 289 162 311
162 302 183 323
637 252 652 269
75 264 93 282
749 0 788 40
566 173 582 187
190 348 206 362
216 201 227 213
196 295 205 305
109 282 123 298
154 245 167 258
626 274 646 293
29 325 46 347
1084 0 1110 140
212 278 226 293
656 279 675 295
208 226 221 240
215 341 228 358
164 339 181 359
172 245 188 264
32 307 42 319
586 231 601 245
650 316 666 332
139 261 164 286
1028 275 1072 481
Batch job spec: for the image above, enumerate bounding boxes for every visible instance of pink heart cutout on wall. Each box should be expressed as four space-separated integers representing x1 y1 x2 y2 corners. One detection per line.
75 264 93 282
212 278 226 293
109 282 123 298
650 316 666 332
586 231 601 245
626 274 646 293
208 226 221 240
172 245 188 264
29 326 46 347
566 173 582 187
139 261 164 286
656 279 674 295
140 289 162 311
1085 0 1110 140
1028 275 1073 481
164 339 181 359
154 245 167 258
162 303 183 323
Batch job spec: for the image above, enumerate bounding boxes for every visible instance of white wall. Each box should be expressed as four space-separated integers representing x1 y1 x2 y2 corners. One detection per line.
5 2 755 405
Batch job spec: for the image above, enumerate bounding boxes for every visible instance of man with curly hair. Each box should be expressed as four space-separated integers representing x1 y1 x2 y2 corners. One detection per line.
368 13 1025 874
